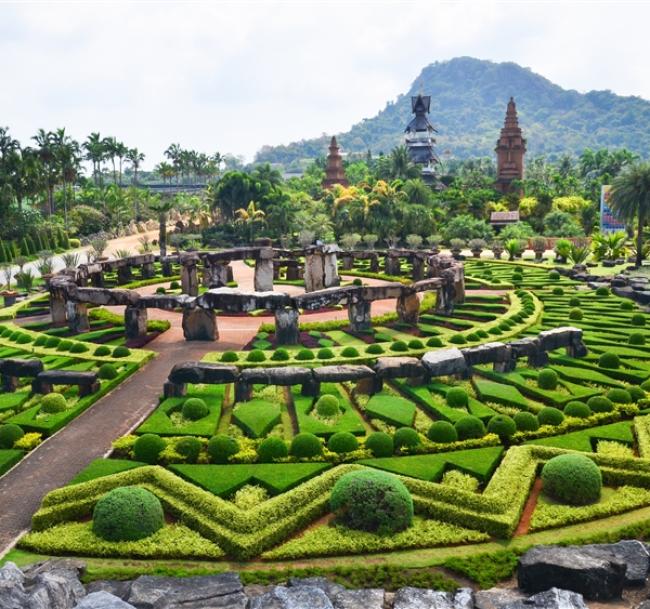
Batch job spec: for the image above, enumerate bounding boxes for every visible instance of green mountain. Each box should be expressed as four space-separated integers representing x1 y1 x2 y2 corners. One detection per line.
255 57 650 165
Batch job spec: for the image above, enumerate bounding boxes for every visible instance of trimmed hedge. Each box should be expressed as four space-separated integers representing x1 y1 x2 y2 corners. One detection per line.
290 433 322 458
541 454 602 505
365 432 394 457
427 421 458 443
208 435 239 464
327 432 359 454
133 434 165 465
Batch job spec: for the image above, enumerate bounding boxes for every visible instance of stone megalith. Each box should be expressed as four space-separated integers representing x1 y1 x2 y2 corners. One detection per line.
254 248 274 292
182 307 218 341
274 307 300 345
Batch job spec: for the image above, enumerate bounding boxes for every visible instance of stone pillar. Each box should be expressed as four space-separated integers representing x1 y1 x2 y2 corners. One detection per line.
90 272 104 287
274 307 300 345
1 375 18 393
412 256 425 281
396 292 420 324
323 246 340 288
272 261 281 280
286 261 299 281
227 265 234 283
348 299 372 332
384 254 401 276
49 287 68 326
453 264 466 304
254 247 274 292
300 379 320 397
66 301 90 334
341 254 354 270
182 307 218 341
164 381 186 398
369 254 379 273
142 262 155 279
116 265 133 285
125 305 148 338
435 286 451 315
528 350 549 368
181 256 200 296
161 258 173 277
304 252 324 293
203 262 229 288
235 381 253 402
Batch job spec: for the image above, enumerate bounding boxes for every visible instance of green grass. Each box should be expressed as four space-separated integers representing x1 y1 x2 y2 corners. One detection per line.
0 449 23 476
232 399 282 438
473 379 530 410
365 392 417 427
67 459 146 485
292 385 366 437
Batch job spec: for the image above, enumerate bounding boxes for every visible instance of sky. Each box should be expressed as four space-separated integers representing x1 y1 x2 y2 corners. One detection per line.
1 0 649 168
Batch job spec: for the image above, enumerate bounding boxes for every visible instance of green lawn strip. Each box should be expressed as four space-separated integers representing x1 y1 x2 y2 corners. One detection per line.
365 391 416 427
395 382 468 423
373 326 419 342
472 378 530 410
0 391 30 412
0 449 24 476
232 399 281 438
586 344 650 360
72 328 126 342
67 459 146 485
423 379 496 422
60 361 98 372
550 356 648 385
525 421 634 452
549 363 627 388
0 292 48 321
325 331 369 347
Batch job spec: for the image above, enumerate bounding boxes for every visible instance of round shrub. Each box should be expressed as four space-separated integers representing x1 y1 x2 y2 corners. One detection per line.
512 273 523 282
98 363 118 380
426 337 443 347
257 436 288 462
40 393 67 414
176 437 202 463
621 300 634 310
598 352 620 369
407 339 424 350
295 348 315 360
595 286 610 296
317 348 334 360
208 434 239 463
365 344 384 355
327 432 359 454
220 351 239 362
569 297 580 307
341 346 359 358
365 432 394 457
564 401 591 418
290 433 322 458
538 406 564 426
629 333 646 346
155 286 166 294
112 346 130 358
94 345 111 357
552 287 564 296
0 424 24 449
449 334 467 345
465 332 480 342
45 336 60 348
487 415 517 440
69 342 89 353
170 280 180 289
315 394 340 418
182 397 208 421
330 470 413 534
537 368 558 390
393 427 420 451
569 308 583 321
246 350 266 362
454 416 486 440
541 454 602 505
514 411 539 432
607 388 632 404
548 270 560 280
271 348 290 361
390 341 408 353
133 433 165 464
352 278 363 286
627 385 646 403
587 396 614 413
93 486 164 541
56 339 72 352
514 265 523 273
446 387 469 408
632 314 646 327
427 421 458 443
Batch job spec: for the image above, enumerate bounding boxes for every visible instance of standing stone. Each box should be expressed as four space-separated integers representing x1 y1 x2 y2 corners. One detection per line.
180 255 200 296
384 253 401 276
90 272 104 287
141 262 155 279
274 307 300 345
204 262 229 288
348 299 371 332
125 305 148 339
182 308 218 341
49 289 68 326
341 254 354 270
396 292 420 324
453 263 466 304
254 248 274 292
411 256 425 281
369 254 379 273
66 301 90 334
116 265 133 285
161 258 173 277
304 251 325 292
286 260 299 280
323 245 340 288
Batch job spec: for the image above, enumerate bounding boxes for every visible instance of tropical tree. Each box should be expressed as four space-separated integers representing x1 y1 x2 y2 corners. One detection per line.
235 201 266 242
32 128 59 215
155 161 176 185
83 132 106 185
52 128 80 229
148 195 175 257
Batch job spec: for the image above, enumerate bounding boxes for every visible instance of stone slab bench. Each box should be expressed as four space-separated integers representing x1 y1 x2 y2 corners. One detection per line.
0 358 44 392
32 370 100 396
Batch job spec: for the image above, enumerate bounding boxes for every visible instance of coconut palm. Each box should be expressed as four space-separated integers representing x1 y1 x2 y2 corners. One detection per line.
126 147 145 185
32 128 58 214
148 195 175 257
83 132 107 185
608 162 650 266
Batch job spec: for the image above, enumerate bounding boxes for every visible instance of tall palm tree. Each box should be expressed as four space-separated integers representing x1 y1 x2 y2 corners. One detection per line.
83 132 106 185
52 128 80 229
115 141 128 185
148 195 175 257
126 148 145 185
164 143 183 185
155 161 176 185
32 128 58 215
608 162 650 267
103 136 121 184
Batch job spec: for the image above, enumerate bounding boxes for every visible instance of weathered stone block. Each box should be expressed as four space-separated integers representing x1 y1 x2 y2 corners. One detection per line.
421 348 467 377
124 305 148 339
182 308 218 341
274 307 300 345
374 357 425 379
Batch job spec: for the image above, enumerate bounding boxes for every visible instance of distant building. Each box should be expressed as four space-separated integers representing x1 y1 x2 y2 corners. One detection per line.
490 210 520 231
322 136 349 189
404 94 439 184
495 97 526 193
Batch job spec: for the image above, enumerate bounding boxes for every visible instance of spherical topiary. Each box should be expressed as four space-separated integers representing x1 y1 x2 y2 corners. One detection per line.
553 287 564 296
449 334 467 344
327 432 359 454
182 397 208 421
512 273 523 282
352 278 363 286
454 416 486 440
270 348 289 361
537 369 558 390
330 470 413 534
45 336 60 348
607 388 632 404
257 436 288 462
220 351 239 362
538 406 564 426
112 346 130 358
595 286 610 296
446 387 469 408
176 436 202 463
627 385 646 403
569 308 583 321
296 348 315 360
246 349 266 362
315 394 340 418
569 297 580 307
290 433 322 458
390 340 408 352
40 393 67 414
599 352 620 369
426 337 443 347
541 454 602 505
94 345 111 357
0 424 24 449
98 363 118 380
564 401 592 418
407 339 424 349
365 344 385 355
133 433 165 464
365 431 394 457
208 434 239 463
427 421 458 443
632 314 646 326
92 486 164 541
393 427 421 451
69 342 89 353
56 339 72 352
587 396 614 413
629 333 646 346
487 415 517 440
514 411 539 432
155 286 166 294
621 300 634 310
548 270 560 280
317 348 334 360
170 280 180 289
341 346 360 358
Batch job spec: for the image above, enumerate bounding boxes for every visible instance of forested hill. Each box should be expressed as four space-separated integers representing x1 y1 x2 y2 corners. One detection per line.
255 57 650 165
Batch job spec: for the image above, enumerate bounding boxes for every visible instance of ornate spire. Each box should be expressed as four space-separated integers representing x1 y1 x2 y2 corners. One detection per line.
322 136 348 189
495 97 526 194
503 97 520 130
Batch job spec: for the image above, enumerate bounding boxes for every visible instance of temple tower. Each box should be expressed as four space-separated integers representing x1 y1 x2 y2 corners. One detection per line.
322 136 348 189
495 97 526 193
405 94 438 183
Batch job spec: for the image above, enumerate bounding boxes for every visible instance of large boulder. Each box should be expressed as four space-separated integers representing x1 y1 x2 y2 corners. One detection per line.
393 587 473 609
74 592 136 609
26 569 86 609
475 587 587 609
248 585 333 609
421 348 467 377
579 540 650 586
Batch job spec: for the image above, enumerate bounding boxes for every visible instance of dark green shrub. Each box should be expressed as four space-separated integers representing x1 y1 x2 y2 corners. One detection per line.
170 280 180 289
629 333 646 345
271 348 290 361
512 273 523 282
564 401 591 418
449 334 467 345
537 368 558 390
595 286 610 296
552 287 564 296
317 348 334 360
569 308 582 321
133 433 165 464
569 297 580 307
92 486 164 541
220 351 239 362
393 427 420 451
426 337 443 347
69 342 89 353
257 436 288 462
0 424 24 449
627 385 646 403
427 421 458 443
208 434 239 463
155 286 166 294
40 393 67 414
330 470 413 534
296 348 315 360
352 278 363 286
246 350 266 362
487 415 516 440
548 270 560 280
341 346 360 357
641 380 650 392
455 416 486 440
541 454 601 505
446 387 469 408
621 301 634 310
182 397 208 421
538 407 564 426
327 432 359 454
98 363 118 380
587 396 614 413
407 339 424 349
33 335 47 346
94 345 111 357
45 336 60 348
514 411 539 431
598 352 620 369
112 346 130 358
390 341 408 353
290 433 322 458
607 388 632 404
176 437 202 463
365 432 394 457
365 344 384 355
56 339 72 352
315 394 340 418
632 314 646 326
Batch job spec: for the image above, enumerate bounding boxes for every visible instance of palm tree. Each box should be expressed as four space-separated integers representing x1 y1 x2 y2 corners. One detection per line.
103 136 121 184
115 141 128 185
52 128 80 229
608 162 650 267
32 128 58 215
235 200 266 242
155 161 176 185
126 147 145 186
148 195 175 257
164 143 183 185
83 132 106 185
